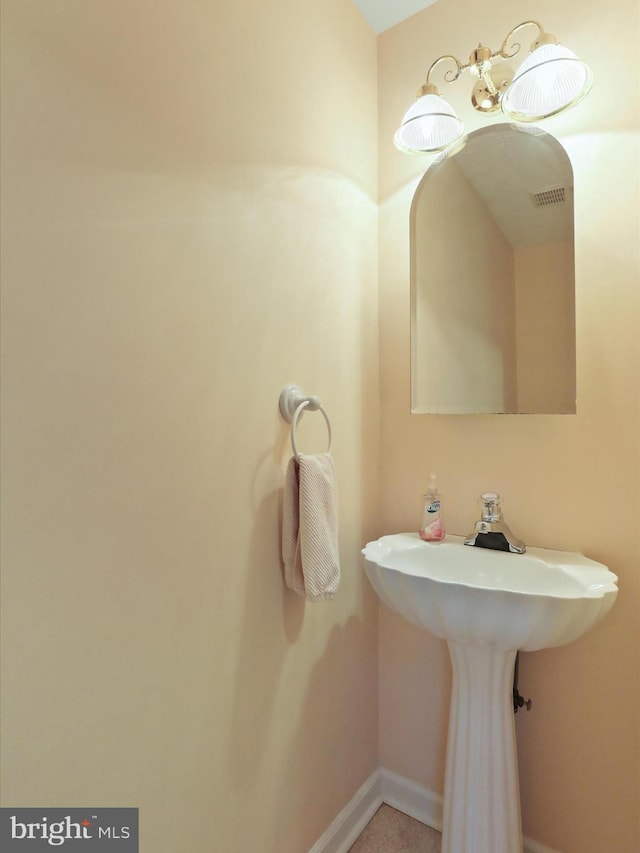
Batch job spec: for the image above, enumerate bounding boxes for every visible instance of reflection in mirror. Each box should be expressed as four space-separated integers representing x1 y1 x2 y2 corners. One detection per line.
411 124 576 414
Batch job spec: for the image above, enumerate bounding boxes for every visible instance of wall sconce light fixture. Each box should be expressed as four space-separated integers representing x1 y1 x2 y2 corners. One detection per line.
394 21 593 154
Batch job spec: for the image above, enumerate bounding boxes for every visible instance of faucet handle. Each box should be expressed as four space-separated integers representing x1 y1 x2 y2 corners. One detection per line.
480 491 502 522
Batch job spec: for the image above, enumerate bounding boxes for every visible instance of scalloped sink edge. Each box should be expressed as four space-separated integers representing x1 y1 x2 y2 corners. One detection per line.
362 533 618 651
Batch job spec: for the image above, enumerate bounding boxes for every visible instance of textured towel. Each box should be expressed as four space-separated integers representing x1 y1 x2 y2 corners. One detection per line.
282 452 340 601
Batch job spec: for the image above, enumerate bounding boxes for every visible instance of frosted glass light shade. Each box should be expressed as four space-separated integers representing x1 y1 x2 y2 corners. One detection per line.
501 43 593 122
394 93 465 153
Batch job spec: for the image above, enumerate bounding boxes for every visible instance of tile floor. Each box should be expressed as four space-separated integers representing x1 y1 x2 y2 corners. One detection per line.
348 804 442 852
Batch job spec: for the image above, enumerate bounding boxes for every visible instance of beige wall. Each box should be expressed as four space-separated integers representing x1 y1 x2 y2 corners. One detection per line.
0 2 379 851
413 159 516 413
378 0 639 851
515 241 576 414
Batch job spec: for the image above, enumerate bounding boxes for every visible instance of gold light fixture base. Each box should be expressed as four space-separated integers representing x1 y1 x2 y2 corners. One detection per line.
471 64 514 112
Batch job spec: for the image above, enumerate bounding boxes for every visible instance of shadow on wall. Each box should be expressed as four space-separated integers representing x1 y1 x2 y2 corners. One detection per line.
221 441 375 850
227 435 305 789
271 614 375 852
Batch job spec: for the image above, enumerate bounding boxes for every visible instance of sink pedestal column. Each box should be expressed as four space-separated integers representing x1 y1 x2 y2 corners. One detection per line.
442 642 522 853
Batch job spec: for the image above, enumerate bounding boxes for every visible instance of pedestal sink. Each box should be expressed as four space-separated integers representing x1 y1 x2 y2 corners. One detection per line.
362 533 618 853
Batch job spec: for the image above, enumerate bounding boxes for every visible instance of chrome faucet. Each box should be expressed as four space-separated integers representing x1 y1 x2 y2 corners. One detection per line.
464 492 526 553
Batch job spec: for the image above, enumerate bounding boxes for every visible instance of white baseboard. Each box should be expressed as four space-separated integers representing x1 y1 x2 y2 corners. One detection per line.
523 839 562 853
310 767 561 853
307 769 382 853
379 768 560 853
379 767 443 831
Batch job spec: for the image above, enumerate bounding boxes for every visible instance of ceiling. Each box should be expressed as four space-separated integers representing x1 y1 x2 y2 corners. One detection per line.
352 0 439 33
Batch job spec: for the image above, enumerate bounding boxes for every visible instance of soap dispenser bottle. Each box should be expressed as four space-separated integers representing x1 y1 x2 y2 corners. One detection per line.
419 473 446 542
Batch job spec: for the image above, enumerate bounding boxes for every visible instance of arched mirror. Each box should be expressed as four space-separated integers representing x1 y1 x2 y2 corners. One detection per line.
411 124 576 414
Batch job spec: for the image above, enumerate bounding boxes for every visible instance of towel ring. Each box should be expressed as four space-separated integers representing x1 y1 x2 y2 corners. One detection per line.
279 385 332 457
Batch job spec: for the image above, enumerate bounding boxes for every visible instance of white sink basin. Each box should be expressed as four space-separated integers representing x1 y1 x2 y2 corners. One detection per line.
362 532 618 651
362 532 618 853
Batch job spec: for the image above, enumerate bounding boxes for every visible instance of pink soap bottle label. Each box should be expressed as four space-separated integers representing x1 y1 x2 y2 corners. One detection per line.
420 515 445 541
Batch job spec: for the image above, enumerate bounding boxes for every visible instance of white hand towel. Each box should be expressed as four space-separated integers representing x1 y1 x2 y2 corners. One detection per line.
282 452 340 601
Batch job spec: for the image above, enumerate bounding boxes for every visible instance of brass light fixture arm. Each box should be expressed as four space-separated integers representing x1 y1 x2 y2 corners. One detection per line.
422 54 468 93
497 20 548 61
421 22 554 95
